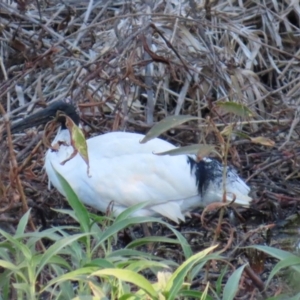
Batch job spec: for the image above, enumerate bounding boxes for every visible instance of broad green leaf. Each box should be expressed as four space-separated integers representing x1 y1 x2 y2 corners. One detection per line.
52 165 90 233
216 101 253 118
62 114 90 173
140 115 200 143
222 264 247 300
16 209 31 235
154 144 214 157
165 245 218 299
91 268 157 298
67 116 89 168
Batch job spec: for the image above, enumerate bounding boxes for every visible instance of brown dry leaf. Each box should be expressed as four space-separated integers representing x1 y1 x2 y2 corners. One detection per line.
250 136 275 147
201 202 228 226
9 39 26 52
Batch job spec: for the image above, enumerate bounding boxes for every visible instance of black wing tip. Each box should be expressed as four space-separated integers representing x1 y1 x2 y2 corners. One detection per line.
187 156 211 195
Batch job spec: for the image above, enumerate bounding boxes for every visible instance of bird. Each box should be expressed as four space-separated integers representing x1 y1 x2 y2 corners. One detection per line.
10 100 252 223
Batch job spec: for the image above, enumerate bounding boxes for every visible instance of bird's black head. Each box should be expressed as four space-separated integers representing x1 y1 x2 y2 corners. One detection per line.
10 100 80 133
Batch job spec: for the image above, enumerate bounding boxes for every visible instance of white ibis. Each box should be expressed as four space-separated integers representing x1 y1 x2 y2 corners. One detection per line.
11 101 252 223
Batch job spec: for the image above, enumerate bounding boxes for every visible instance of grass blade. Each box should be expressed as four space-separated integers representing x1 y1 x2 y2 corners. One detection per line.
165 245 218 300
36 233 91 277
222 264 247 300
140 115 200 143
52 165 90 233
91 268 157 298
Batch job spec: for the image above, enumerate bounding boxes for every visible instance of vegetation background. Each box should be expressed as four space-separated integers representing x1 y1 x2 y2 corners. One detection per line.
0 0 300 299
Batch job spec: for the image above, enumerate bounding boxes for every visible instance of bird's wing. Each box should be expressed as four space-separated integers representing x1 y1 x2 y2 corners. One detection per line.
46 131 199 220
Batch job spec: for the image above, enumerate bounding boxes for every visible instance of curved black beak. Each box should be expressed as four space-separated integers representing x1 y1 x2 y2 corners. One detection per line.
10 106 55 134
8 101 79 135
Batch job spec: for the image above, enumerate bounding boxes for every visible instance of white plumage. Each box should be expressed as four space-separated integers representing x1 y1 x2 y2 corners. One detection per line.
12 101 252 223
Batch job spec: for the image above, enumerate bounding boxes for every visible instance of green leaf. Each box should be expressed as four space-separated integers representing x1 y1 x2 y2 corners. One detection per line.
140 115 200 143
179 289 213 299
15 209 31 235
216 266 228 296
266 292 300 300
63 114 90 172
216 101 253 117
266 256 300 287
41 267 99 293
248 245 300 273
118 294 139 300
91 268 157 298
154 144 215 157
93 216 192 259
0 229 32 260
0 259 19 271
125 260 169 273
107 249 164 261
45 255 72 270
71 297 100 300
115 201 151 222
84 258 115 269
36 233 91 278
0 270 11 299
165 245 218 299
51 165 90 233
222 264 247 300
126 236 182 248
